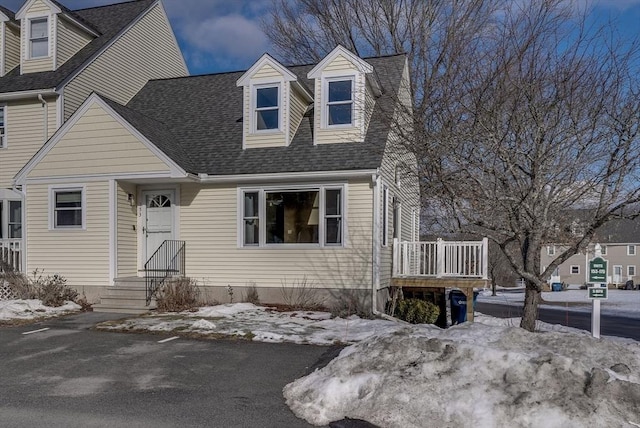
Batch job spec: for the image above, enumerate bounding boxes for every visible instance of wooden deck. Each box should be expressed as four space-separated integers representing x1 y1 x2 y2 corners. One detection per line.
391 277 487 322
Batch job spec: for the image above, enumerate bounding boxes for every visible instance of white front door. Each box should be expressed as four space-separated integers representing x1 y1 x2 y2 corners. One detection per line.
613 265 622 284
143 190 174 262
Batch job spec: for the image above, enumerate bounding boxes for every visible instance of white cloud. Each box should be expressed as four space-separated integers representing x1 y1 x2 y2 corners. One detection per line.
182 14 269 63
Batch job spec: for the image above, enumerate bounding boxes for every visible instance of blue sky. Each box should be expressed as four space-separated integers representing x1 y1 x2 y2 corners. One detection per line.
4 0 640 75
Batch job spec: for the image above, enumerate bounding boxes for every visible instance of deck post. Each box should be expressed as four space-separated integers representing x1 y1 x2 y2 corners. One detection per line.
436 238 444 278
482 237 489 279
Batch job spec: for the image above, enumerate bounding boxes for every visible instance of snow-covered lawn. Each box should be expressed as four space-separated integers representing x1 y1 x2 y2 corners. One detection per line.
0 299 80 322
3 299 640 427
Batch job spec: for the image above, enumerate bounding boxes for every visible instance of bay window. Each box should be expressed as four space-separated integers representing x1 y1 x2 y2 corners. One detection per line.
241 186 344 246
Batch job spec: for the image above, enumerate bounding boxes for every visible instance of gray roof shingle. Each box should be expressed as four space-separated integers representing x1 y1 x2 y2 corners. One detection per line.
124 54 408 175
0 0 154 94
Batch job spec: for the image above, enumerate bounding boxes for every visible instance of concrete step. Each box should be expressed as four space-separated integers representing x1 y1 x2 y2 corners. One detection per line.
94 278 157 314
91 304 155 315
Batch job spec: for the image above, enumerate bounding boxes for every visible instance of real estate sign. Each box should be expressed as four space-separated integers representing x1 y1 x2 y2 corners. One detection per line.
589 257 607 283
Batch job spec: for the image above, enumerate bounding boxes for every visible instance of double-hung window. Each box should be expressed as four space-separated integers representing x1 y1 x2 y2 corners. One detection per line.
0 106 5 148
52 188 84 229
8 201 21 238
29 18 48 58
241 186 343 246
326 78 353 126
628 245 636 256
255 86 279 131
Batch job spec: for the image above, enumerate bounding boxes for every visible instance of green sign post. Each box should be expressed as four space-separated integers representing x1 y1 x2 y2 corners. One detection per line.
589 257 607 283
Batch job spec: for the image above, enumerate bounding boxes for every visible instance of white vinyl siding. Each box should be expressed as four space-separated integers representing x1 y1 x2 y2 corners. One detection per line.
56 15 93 68
64 4 186 119
26 181 110 291
28 103 171 178
0 97 57 189
116 181 137 277
179 180 372 290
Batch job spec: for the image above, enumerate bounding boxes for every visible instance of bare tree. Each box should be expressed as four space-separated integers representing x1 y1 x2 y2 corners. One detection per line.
264 0 640 331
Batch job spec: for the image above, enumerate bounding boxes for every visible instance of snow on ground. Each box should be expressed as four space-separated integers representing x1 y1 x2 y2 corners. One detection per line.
479 287 640 317
4 298 640 427
285 315 640 428
0 299 80 321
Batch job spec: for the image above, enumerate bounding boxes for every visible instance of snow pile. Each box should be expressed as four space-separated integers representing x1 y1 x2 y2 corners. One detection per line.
284 320 640 428
0 299 80 320
99 303 403 345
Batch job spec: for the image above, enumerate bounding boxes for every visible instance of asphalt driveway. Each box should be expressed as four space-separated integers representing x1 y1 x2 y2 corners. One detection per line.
0 312 337 427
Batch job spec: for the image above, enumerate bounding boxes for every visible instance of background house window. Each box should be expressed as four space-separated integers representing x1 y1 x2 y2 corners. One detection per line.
255 86 279 130
29 18 48 58
601 245 607 255
327 79 353 125
628 245 636 256
8 201 21 238
243 192 259 245
628 266 636 277
0 106 5 148
53 189 83 228
570 265 579 275
547 245 555 256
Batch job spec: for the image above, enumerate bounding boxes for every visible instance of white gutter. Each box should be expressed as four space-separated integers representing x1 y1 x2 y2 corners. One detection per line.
0 89 58 101
197 169 378 184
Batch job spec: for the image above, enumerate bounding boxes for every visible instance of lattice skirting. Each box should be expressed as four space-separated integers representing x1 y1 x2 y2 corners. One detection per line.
0 281 17 300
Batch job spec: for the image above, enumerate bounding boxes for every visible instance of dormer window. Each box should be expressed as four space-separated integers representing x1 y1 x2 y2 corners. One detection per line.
29 17 49 58
255 85 279 131
327 79 353 126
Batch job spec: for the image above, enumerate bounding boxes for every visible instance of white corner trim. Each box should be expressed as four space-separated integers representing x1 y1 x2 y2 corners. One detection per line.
307 45 373 79
109 179 116 283
236 53 298 87
51 14 57 69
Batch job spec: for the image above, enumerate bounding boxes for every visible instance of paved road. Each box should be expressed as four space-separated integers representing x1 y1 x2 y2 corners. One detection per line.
0 312 336 428
476 302 640 341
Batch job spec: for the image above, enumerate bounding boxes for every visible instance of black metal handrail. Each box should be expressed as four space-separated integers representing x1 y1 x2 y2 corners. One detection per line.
144 240 185 305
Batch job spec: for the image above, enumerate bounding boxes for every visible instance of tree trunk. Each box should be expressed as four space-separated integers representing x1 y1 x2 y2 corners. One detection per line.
520 284 541 332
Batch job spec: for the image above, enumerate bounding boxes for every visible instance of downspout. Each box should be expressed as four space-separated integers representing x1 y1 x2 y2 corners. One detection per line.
38 94 48 142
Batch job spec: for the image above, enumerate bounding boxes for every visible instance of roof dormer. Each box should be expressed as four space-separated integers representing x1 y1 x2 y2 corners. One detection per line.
0 8 19 76
307 45 374 145
236 53 312 149
16 0 98 74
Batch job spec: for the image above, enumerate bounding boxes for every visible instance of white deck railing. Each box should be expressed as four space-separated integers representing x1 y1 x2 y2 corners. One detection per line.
0 239 22 272
393 238 488 279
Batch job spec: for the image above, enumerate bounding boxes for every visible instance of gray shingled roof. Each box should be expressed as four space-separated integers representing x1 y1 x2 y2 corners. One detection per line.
123 54 407 175
594 218 640 243
0 0 154 94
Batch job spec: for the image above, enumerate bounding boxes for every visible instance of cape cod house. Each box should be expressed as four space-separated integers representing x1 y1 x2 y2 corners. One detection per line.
3 0 488 315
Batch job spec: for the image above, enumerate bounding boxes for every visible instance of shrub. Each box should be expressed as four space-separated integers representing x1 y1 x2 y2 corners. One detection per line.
31 270 77 307
280 276 325 310
394 298 440 324
243 283 260 305
330 290 371 319
156 277 200 312
1 262 35 299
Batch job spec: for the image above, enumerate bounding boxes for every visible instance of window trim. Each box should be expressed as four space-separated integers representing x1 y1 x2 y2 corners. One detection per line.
570 265 580 275
628 245 636 256
323 75 355 129
252 82 282 134
49 185 86 230
238 184 346 248
29 16 49 59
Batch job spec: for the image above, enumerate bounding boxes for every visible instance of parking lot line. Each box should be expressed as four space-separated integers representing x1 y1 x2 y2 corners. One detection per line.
21 328 50 335
157 336 179 343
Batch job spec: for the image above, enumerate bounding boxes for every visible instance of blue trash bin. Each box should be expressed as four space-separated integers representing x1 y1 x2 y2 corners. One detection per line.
450 290 480 325
552 283 562 292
